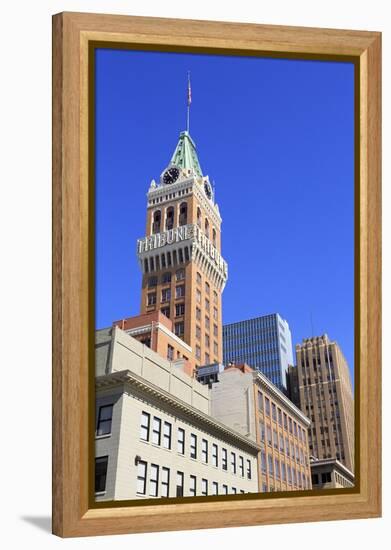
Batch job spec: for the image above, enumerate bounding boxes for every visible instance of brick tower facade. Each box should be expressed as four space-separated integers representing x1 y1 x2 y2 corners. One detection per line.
136 131 228 372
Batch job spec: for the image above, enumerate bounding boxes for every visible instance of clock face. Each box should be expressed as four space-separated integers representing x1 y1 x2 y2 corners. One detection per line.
204 181 212 200
163 166 180 185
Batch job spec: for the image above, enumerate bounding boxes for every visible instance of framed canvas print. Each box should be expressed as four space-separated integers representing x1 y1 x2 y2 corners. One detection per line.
52 12 381 538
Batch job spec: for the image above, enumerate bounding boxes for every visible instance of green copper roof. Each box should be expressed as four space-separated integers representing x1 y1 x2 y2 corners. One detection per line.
170 131 203 177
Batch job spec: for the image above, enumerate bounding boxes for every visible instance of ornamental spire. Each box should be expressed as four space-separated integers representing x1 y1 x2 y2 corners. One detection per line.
186 71 192 133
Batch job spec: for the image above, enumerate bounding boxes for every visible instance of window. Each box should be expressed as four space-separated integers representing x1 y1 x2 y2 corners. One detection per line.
285 437 289 456
152 210 161 234
176 471 184 497
213 342 218 356
196 271 202 284
272 403 277 421
273 429 278 449
140 412 150 441
136 460 147 495
197 208 202 228
212 444 218 467
161 467 170 497
150 464 159 497
212 229 217 246
152 417 161 445
179 202 187 226
161 288 171 302
148 276 157 288
96 404 113 436
279 434 284 452
196 345 201 360
167 344 174 361
213 307 218 320
161 306 170 318
166 206 174 230
147 292 156 306
205 298 210 312
275 458 280 479
175 285 185 298
162 272 171 284
196 307 201 321
283 412 288 429
294 421 297 437
232 487 237 494
278 408 282 426
212 482 218 495
239 456 244 477
196 325 201 339
205 316 210 330
267 426 272 446
190 433 197 459
177 428 185 455
268 454 274 476
231 452 236 474
311 473 319 485
222 448 227 470
201 478 208 496
176 268 185 281
213 324 218 337
205 218 210 238
258 391 263 411
201 439 208 463
189 475 197 496
163 421 172 449
205 281 210 294
95 456 108 493
205 334 210 347
265 398 270 416
321 472 332 483
281 462 286 481
175 303 185 317
247 459 252 480
287 466 292 485
222 484 228 495
196 289 201 303
213 290 218 304
289 417 293 433
261 451 266 473
174 321 184 336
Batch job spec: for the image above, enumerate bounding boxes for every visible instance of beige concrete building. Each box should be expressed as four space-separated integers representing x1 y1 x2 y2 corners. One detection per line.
210 363 312 493
95 327 260 500
310 457 354 489
136 131 228 372
295 335 354 474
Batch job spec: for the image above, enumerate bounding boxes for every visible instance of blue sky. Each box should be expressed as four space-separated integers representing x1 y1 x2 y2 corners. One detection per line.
95 48 355 379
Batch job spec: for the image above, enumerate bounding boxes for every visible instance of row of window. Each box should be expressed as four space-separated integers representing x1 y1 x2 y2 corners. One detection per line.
149 187 191 207
148 269 185 287
259 422 308 466
260 451 309 489
147 285 185 305
140 412 252 479
258 391 307 444
137 460 246 498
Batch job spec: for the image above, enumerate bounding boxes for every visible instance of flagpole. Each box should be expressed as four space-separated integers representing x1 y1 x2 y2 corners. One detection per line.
187 71 191 133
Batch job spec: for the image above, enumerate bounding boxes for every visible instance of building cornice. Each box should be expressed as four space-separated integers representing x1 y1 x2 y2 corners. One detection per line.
310 457 354 479
125 322 192 353
96 369 261 455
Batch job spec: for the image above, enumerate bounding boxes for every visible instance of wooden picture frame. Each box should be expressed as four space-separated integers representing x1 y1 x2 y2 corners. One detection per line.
52 11 381 538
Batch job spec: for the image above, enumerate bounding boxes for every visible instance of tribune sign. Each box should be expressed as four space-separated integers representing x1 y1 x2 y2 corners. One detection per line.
137 223 228 277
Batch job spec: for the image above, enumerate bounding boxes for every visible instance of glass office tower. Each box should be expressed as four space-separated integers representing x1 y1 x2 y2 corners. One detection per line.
222 314 293 390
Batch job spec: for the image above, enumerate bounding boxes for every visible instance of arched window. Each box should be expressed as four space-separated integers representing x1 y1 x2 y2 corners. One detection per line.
212 228 217 247
205 218 210 238
152 210 161 234
165 206 174 230
197 207 202 228
179 202 187 226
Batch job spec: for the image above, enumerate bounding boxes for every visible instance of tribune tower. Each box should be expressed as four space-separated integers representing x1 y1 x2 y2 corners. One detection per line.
136 130 228 372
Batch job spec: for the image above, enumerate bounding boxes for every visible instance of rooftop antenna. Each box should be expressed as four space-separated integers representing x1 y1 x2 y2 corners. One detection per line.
186 71 192 133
